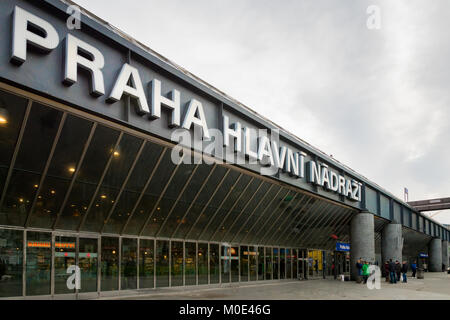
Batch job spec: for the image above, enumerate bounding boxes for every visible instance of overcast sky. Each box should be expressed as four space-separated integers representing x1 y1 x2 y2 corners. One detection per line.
74 0 450 224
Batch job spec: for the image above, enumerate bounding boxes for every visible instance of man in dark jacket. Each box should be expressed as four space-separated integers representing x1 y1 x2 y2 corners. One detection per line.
388 259 396 284
395 260 402 282
401 261 408 283
384 261 390 282
355 259 363 283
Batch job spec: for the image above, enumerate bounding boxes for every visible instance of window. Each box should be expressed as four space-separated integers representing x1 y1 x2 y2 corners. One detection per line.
170 241 183 286
0 229 23 297
185 242 196 286
155 240 169 287
121 238 137 290
139 239 154 289
101 237 119 291
26 231 51 296
209 244 219 284
198 243 208 285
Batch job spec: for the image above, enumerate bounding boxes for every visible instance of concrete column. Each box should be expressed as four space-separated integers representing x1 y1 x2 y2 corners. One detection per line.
381 222 403 264
428 238 442 272
350 211 375 280
442 240 449 270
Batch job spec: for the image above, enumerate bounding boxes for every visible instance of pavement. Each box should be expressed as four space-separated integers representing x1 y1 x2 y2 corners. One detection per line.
103 272 450 300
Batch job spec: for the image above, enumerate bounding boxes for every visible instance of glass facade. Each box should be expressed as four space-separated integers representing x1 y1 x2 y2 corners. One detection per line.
1 87 432 299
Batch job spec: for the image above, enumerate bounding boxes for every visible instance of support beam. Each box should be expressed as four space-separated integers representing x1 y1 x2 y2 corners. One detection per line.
381 222 403 264
350 211 375 280
428 238 442 272
442 240 449 270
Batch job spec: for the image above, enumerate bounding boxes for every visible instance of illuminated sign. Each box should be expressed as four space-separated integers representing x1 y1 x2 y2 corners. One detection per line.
336 242 350 252
27 241 75 249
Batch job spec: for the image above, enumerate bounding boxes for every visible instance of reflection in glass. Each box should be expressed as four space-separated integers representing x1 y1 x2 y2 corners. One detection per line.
156 240 169 287
101 237 119 291
257 247 264 280
54 235 76 294
57 125 120 230
286 249 292 279
1 104 62 226
171 241 183 287
139 239 154 289
185 242 196 286
231 246 239 282
28 115 93 229
292 249 298 280
240 245 248 282
0 229 23 297
210 244 219 284
198 243 208 285
265 247 272 280
79 238 98 293
121 238 137 290
0 90 28 200
221 245 230 283
82 134 142 233
273 248 279 280
280 249 286 279
249 246 257 281
26 231 51 296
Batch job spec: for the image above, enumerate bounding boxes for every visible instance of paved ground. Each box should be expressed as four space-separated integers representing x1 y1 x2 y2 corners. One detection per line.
105 272 450 300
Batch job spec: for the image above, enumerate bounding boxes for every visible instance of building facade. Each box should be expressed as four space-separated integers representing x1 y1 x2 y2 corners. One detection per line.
0 0 448 299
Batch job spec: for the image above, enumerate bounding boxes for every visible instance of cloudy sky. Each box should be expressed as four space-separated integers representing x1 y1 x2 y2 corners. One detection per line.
74 0 450 224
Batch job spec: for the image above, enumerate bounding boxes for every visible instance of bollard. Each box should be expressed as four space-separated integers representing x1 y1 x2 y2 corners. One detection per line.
417 268 424 279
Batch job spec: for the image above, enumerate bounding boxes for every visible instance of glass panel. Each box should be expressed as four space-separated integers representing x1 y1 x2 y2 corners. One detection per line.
257 247 264 280
273 248 279 280
121 238 137 290
221 244 230 283
380 196 390 220
286 249 292 279
227 182 272 243
173 166 228 239
28 115 93 228
365 187 377 214
240 245 248 282
280 248 286 279
292 249 298 280
57 125 120 230
1 104 62 226
101 237 119 291
231 246 239 282
79 237 98 293
201 175 252 241
143 164 195 237
393 202 401 223
189 170 241 240
185 242 196 286
82 134 142 233
0 90 28 198
215 179 261 242
26 231 51 296
103 143 164 234
159 164 213 238
170 241 183 287
123 151 176 235
198 243 208 285
265 247 272 280
209 244 220 284
249 246 257 281
54 235 76 294
139 239 154 289
156 240 169 287
0 229 23 297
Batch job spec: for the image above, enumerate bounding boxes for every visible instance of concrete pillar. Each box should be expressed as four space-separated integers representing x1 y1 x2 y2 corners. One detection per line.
428 238 442 272
350 211 375 280
442 240 449 270
381 222 403 265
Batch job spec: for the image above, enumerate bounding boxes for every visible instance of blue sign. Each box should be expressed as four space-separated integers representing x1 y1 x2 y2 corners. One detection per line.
419 253 428 258
336 242 350 252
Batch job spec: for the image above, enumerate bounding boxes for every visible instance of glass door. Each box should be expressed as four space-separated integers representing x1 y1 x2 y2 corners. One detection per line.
78 237 98 296
54 235 77 296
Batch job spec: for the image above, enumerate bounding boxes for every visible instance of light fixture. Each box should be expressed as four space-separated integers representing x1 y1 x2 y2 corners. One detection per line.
50 190 55 194
0 100 8 125
100 195 107 199
68 167 76 173
34 184 38 188
113 151 120 157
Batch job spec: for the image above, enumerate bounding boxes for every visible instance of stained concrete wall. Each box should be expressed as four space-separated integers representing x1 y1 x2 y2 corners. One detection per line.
350 211 375 280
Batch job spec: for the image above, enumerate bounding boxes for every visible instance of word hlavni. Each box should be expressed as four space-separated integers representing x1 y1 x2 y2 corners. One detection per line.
9 5 361 202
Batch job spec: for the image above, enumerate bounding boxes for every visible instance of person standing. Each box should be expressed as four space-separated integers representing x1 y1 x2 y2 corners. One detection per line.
395 260 401 282
384 261 390 282
362 261 370 284
411 261 417 278
389 259 396 284
401 261 408 283
356 259 363 283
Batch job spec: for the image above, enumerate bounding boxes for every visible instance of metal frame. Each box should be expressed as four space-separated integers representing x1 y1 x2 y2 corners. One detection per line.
52 123 97 229
221 181 266 242
0 99 32 211
101 140 147 232
77 132 124 231
25 112 67 227
314 207 352 249
196 173 243 240
241 188 290 244
155 164 200 237
302 207 347 248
